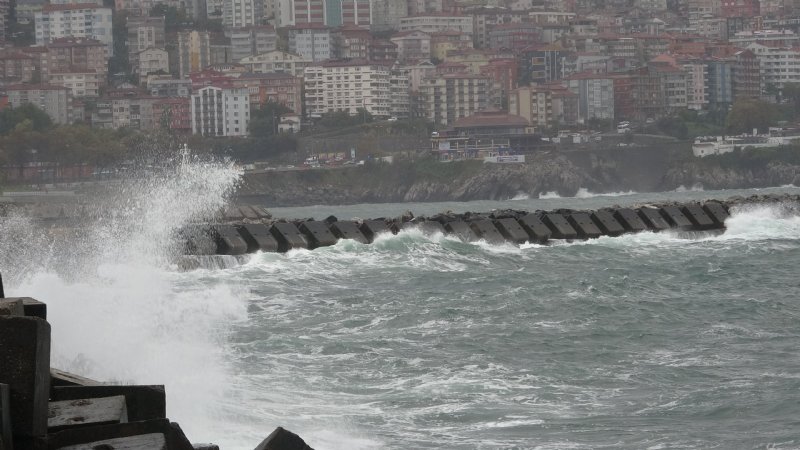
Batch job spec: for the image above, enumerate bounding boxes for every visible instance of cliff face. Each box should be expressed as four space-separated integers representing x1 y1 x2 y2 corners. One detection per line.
236 147 800 207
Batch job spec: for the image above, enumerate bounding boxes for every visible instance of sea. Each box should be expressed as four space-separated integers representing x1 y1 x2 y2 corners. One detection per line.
3 158 800 449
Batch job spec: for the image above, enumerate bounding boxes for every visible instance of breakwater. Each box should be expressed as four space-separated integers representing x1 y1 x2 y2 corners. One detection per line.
186 195 800 256
0 291 316 450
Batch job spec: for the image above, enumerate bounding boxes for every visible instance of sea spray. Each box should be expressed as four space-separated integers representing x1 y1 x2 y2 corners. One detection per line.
1 149 248 443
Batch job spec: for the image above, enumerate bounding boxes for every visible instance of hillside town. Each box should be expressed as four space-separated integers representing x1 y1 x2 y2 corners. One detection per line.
0 0 800 166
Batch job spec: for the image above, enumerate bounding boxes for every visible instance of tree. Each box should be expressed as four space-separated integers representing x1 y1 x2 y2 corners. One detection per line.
726 99 781 134
249 101 291 138
0 104 53 135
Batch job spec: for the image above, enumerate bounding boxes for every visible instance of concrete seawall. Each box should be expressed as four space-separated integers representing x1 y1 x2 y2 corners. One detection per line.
0 294 316 450
186 194 800 256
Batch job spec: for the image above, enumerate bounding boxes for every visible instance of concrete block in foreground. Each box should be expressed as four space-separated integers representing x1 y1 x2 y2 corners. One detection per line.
659 206 692 229
590 210 625 236
58 433 166 449
48 396 128 432
468 219 506 244
681 204 715 230
0 316 50 437
0 299 24 316
417 220 446 236
50 369 102 388
328 221 368 244
541 213 577 239
212 225 248 255
298 221 338 249
567 212 602 239
359 220 391 243
703 202 730 227
518 214 551 243
269 223 309 252
493 218 529 244
51 385 165 423
443 221 478 242
47 418 193 450
236 224 279 253
254 427 314 450
1 383 11 450
637 207 671 231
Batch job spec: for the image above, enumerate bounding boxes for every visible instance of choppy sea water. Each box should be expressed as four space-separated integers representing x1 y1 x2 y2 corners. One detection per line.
5 180 800 449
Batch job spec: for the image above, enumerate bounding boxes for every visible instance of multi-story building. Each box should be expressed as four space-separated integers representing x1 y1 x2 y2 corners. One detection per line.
223 0 263 28
304 59 398 118
706 58 734 106
369 0 407 32
275 0 325 26
324 0 371 27
390 67 411 118
730 30 800 48
519 44 569 85
147 76 192 96
369 39 399 63
331 25 371 59
6 84 72 124
418 73 490 125
127 16 165 68
680 59 709 111
153 97 192 132
177 30 212 77
720 0 759 16
232 72 303 113
487 22 539 52
35 4 114 54
191 84 250 136
509 85 553 129
390 30 431 62
228 26 277 62
398 14 473 35
238 50 311 77
286 25 332 62
565 72 615 122
0 52 39 83
137 48 170 79
45 37 108 80
746 42 800 92
49 70 102 97
429 31 472 60
0 0 8 44
733 48 760 99
469 7 526 50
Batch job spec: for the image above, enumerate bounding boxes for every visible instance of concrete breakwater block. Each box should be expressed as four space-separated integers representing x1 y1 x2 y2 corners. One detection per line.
443 221 479 242
51 385 165 423
211 225 248 255
469 219 506 244
590 210 625 236
48 396 128 433
613 208 647 232
637 207 671 231
0 298 24 316
328 221 368 244
567 212 602 239
298 221 338 249
0 316 50 437
236 224 279 253
518 214 551 243
411 220 446 236
254 427 315 450
269 223 308 252
47 418 194 450
681 204 715 230
359 220 392 243
59 432 166 450
660 206 693 230
703 202 729 227
493 218 529 244
540 213 577 239
51 369 102 388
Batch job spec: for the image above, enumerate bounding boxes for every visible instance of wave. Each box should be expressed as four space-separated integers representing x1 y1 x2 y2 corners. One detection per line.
538 191 562 199
574 188 638 198
509 191 530 201
675 184 705 192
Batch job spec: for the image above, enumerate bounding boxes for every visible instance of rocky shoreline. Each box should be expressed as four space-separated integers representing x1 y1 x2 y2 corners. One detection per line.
236 149 800 207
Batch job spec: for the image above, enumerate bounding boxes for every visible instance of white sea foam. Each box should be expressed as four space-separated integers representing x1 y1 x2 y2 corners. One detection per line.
674 184 705 192
574 187 638 198
510 191 530 200
538 191 562 199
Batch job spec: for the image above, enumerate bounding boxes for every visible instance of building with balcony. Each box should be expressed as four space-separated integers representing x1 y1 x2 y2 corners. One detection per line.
303 59 401 118
191 84 250 136
35 4 114 54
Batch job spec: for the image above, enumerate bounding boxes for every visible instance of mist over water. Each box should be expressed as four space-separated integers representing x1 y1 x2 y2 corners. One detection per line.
2 169 800 448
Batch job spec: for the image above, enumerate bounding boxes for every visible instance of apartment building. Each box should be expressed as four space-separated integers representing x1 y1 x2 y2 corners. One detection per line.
35 4 114 54
398 14 473 35
223 0 262 28
418 73 490 126
232 72 303 113
137 48 170 79
746 42 800 91
127 16 165 68
49 70 102 97
304 59 401 118
177 30 212 77
286 25 332 62
191 84 250 136
228 26 277 62
369 0 408 32
6 84 72 124
565 72 615 122
390 30 431 62
238 50 311 77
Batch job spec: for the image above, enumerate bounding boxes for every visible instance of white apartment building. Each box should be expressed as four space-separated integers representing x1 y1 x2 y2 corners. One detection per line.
398 14 473 35
683 62 709 110
239 50 311 77
191 85 251 136
223 0 261 28
288 27 332 62
228 26 277 62
419 74 490 126
137 48 169 78
565 74 614 122
747 42 800 91
7 84 72 124
304 60 399 118
35 4 114 54
49 70 102 97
